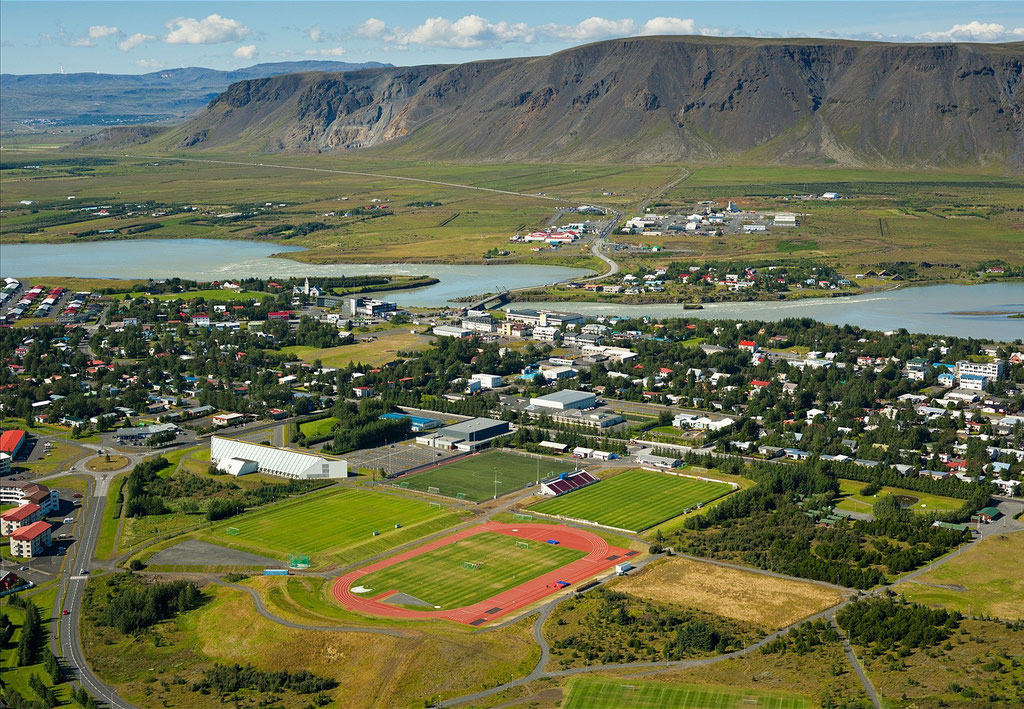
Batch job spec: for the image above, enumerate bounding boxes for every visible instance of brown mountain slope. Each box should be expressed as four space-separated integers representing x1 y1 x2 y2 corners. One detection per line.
153 36 1024 167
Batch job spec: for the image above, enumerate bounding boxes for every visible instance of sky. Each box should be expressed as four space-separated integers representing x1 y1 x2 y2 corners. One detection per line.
1 1 1022 75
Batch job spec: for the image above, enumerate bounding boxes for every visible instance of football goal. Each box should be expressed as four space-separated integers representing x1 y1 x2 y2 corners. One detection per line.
513 513 533 521
288 554 311 569
461 561 484 570
427 486 441 495
225 527 240 536
515 540 530 549
428 501 443 509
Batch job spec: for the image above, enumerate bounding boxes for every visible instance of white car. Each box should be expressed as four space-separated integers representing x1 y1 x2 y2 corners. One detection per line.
63 517 75 524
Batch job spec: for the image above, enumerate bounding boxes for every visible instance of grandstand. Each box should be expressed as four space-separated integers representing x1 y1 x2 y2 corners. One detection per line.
540 470 599 496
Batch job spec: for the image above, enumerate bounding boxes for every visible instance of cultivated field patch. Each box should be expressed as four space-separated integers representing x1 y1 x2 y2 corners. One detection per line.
529 468 733 532
614 557 843 630
398 450 572 502
563 677 811 709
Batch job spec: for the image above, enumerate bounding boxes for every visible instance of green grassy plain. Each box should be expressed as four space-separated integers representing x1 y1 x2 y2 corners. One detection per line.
894 533 1024 620
197 487 467 566
563 677 810 709
399 450 572 502
353 531 585 610
530 469 734 532
834 478 962 515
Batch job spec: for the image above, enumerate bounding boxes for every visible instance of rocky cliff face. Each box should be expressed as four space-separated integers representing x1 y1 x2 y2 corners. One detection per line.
159 36 1024 166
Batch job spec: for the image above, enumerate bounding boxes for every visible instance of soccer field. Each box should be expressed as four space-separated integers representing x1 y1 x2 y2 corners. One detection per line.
563 678 810 709
352 531 584 609
398 450 573 501
200 488 464 566
529 469 733 532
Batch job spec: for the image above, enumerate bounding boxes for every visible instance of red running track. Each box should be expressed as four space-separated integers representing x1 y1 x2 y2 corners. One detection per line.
332 521 636 625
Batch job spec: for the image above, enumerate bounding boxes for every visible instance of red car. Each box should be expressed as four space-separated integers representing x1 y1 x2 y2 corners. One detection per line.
72 493 83 499
62 609 70 615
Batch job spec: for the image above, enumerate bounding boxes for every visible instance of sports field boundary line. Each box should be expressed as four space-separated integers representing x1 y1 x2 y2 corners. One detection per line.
526 472 738 533
524 508 638 535
655 468 741 490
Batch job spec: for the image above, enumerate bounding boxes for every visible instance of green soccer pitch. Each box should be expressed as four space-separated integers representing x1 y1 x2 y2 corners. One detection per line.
351 532 584 609
529 468 733 532
199 487 465 567
563 678 811 709
399 450 573 501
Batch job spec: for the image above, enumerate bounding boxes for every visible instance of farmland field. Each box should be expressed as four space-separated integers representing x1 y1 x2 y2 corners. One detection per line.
833 478 962 515
563 677 810 709
351 531 584 609
197 487 467 567
398 450 573 502
529 469 734 532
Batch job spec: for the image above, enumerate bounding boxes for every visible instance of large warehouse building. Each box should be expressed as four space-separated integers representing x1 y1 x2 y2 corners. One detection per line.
210 436 350 479
415 417 510 451
529 390 597 411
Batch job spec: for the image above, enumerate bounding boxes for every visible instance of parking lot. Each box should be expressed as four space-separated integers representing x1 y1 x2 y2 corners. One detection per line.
2 489 83 587
345 442 459 475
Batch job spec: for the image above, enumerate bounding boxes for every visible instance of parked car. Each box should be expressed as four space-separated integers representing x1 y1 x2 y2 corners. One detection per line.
72 493 83 499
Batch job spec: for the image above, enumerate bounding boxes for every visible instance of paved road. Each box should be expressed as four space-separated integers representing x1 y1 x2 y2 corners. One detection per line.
51 473 135 709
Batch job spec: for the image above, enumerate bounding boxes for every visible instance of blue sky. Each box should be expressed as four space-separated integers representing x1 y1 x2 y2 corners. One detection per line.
2 1 1022 74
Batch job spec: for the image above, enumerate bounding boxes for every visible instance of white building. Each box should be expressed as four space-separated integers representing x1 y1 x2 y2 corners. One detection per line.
432 325 471 338
957 360 1004 380
210 436 350 479
530 390 596 411
471 373 503 389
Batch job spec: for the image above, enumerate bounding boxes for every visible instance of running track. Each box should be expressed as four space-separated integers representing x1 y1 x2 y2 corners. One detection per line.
332 522 635 625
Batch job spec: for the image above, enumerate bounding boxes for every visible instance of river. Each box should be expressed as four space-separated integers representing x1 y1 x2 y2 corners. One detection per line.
1 239 1021 338
0 239 592 307
520 283 1024 339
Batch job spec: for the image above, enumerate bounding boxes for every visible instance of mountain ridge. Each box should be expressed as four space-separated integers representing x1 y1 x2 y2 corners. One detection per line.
1 60 393 125
78 37 1024 166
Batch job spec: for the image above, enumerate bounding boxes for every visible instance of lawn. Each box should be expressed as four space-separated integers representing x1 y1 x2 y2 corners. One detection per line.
197 487 467 567
834 478 962 515
894 533 1024 620
279 328 434 368
529 469 734 532
0 591 79 707
352 531 584 610
93 474 125 561
299 416 339 439
398 450 573 502
562 677 810 709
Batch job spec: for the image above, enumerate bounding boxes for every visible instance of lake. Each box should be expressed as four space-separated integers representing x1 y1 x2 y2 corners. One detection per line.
0 239 592 307
2 239 1021 338
520 282 1024 339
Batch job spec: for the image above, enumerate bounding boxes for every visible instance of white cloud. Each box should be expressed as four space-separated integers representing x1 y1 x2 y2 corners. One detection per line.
135 58 162 69
88 25 119 39
118 32 156 51
304 46 346 57
356 18 389 39
540 17 637 42
69 37 95 47
641 17 700 36
917 21 1024 42
357 15 713 48
309 25 324 43
164 14 251 44
233 44 258 60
